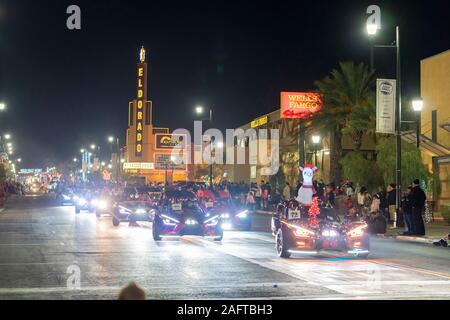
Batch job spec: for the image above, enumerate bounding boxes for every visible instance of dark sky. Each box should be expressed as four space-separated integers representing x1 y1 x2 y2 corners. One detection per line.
0 0 449 168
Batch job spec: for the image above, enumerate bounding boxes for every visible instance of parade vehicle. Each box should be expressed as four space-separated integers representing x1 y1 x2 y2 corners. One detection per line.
57 187 75 205
152 189 223 241
73 190 98 214
111 200 155 226
94 194 115 217
204 197 253 231
271 198 370 259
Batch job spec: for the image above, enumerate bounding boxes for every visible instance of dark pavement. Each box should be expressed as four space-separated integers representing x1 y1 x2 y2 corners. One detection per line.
0 195 449 300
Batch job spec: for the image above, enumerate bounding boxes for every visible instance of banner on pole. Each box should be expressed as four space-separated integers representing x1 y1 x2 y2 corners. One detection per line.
376 79 396 134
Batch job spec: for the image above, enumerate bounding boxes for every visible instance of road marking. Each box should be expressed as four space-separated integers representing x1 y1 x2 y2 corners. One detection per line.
373 261 450 280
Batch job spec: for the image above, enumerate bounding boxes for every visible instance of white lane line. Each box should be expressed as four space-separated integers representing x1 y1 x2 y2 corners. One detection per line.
187 236 450 297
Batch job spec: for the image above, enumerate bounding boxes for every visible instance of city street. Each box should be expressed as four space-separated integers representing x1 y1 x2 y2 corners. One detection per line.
0 194 449 300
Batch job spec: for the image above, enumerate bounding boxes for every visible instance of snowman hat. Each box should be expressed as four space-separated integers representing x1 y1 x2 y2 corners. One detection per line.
300 164 318 171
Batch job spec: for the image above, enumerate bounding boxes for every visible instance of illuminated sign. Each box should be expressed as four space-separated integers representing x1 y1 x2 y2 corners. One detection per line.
123 162 155 170
155 154 186 171
280 92 322 119
19 169 43 174
135 59 148 157
152 127 170 134
251 116 269 128
155 134 186 150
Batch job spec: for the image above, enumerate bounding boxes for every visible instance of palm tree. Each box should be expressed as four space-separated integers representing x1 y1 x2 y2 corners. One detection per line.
312 61 375 184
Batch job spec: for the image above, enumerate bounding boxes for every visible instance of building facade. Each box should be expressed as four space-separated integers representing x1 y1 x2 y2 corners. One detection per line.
124 48 188 184
420 50 450 210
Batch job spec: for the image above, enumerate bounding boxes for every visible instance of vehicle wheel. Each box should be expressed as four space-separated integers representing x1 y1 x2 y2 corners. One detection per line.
75 207 80 214
276 228 291 258
213 229 224 241
129 214 137 224
152 221 162 241
112 217 120 226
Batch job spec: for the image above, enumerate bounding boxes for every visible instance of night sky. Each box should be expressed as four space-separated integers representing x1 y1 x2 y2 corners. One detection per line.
0 0 448 168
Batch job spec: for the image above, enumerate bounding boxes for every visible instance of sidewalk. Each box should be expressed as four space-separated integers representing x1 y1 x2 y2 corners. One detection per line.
380 222 450 244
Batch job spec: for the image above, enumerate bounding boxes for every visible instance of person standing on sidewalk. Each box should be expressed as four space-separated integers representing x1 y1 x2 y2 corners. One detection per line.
283 182 291 200
387 184 397 226
401 186 413 235
377 186 388 220
409 179 426 236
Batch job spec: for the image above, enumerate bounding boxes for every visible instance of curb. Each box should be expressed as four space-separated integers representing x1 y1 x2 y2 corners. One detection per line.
376 233 437 244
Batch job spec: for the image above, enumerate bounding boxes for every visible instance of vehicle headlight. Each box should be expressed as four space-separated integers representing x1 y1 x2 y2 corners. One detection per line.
77 198 87 206
90 199 98 206
221 213 230 219
135 208 146 214
285 222 315 238
161 214 180 225
322 229 339 237
97 200 108 210
62 195 71 200
347 224 367 238
204 215 220 226
73 195 79 201
236 210 248 218
221 222 232 230
186 218 198 225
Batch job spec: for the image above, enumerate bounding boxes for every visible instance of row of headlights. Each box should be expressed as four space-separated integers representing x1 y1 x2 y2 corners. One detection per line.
286 222 367 239
220 210 248 219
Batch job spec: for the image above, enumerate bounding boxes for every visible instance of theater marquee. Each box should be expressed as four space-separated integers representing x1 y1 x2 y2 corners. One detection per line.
135 47 148 157
155 134 186 150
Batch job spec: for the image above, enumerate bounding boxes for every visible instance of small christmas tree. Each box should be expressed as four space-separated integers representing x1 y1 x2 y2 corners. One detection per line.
308 196 320 228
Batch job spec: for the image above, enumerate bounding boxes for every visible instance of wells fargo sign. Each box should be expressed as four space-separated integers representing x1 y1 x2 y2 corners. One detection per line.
135 49 148 157
155 134 186 150
280 92 322 119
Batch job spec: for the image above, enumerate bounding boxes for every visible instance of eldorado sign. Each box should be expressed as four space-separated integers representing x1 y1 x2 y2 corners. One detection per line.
280 92 322 119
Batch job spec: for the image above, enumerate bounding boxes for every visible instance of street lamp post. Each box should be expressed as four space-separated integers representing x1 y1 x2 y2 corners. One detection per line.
195 105 214 189
108 136 120 182
311 135 321 167
412 99 423 149
367 24 402 228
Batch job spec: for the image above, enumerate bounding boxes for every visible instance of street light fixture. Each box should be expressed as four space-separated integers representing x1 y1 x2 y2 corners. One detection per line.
6 143 12 148
412 99 423 148
195 106 204 114
4 134 11 140
312 135 321 144
17 158 22 163
0 103 6 111
90 144 96 150
366 23 378 36
80 149 85 153
194 105 213 122
73 158 78 163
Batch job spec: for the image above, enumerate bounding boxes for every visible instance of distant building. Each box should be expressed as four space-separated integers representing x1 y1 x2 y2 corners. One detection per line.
419 49 450 210
123 48 188 184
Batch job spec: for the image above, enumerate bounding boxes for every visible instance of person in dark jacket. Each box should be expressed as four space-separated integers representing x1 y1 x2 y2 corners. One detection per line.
377 186 388 219
408 179 426 236
401 186 413 235
387 184 397 224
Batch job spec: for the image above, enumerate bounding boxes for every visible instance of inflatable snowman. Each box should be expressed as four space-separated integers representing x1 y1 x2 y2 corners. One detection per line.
296 164 317 206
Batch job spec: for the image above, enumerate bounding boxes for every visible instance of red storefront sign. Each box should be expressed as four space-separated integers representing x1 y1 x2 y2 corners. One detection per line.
280 92 322 119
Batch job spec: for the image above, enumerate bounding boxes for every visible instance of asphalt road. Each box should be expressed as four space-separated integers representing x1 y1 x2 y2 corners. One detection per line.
0 194 449 300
